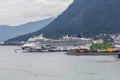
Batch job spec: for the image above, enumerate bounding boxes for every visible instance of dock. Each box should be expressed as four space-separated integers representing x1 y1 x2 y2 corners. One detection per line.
66 52 120 58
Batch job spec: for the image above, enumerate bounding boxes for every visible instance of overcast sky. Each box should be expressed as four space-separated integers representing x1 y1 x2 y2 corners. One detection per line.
0 0 73 26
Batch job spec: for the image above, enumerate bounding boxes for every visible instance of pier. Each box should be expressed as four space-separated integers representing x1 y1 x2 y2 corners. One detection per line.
66 52 120 58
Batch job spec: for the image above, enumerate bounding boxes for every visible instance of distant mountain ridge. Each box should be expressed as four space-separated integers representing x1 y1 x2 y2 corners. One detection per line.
0 18 54 41
7 0 120 42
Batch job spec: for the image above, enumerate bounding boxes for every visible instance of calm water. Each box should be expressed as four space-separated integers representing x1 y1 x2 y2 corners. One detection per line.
0 46 120 80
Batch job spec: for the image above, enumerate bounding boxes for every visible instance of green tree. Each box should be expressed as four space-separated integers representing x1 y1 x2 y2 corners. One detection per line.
90 43 113 50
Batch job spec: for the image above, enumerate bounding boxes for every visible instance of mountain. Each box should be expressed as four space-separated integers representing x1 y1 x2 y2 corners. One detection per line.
7 0 120 42
0 18 54 41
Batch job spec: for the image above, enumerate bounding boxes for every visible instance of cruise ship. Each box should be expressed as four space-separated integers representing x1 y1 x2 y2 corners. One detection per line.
22 34 93 52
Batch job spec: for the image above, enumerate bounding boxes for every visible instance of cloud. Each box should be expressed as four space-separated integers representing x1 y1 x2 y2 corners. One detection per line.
0 0 73 26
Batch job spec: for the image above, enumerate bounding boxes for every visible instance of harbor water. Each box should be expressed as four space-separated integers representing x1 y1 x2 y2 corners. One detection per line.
0 46 120 80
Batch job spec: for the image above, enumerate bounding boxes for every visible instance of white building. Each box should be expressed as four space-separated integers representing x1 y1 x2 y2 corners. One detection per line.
93 39 104 43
